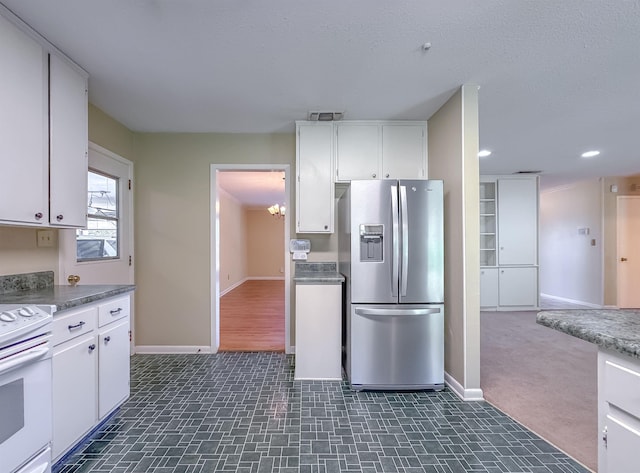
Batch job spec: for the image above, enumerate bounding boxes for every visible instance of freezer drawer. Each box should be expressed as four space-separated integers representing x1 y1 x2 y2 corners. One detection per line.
349 304 444 390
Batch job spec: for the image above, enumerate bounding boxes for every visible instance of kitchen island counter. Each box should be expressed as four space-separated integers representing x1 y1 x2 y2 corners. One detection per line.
536 309 640 359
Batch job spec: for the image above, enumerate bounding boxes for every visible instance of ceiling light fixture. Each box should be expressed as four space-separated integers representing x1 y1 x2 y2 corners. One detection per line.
267 204 285 218
478 149 492 158
581 150 600 158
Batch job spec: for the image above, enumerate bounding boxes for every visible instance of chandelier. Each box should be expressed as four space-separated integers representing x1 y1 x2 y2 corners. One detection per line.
267 203 285 217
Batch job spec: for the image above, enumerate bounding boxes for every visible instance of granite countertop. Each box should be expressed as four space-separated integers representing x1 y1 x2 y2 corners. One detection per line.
294 262 344 284
536 309 640 359
0 284 136 313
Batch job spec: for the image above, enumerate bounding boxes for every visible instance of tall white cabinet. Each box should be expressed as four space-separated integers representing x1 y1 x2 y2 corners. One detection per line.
480 175 539 310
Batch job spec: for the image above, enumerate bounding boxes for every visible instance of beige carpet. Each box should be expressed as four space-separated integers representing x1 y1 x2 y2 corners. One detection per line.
481 310 597 471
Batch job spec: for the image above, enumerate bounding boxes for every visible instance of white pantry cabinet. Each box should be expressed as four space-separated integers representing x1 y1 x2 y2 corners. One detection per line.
0 10 88 228
598 349 640 473
0 13 48 225
296 122 334 233
52 294 131 462
335 121 426 182
480 176 539 310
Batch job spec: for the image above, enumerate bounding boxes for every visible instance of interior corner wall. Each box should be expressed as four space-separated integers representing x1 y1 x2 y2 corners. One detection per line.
246 208 285 278
427 85 481 393
602 174 640 306
539 179 604 305
88 103 136 162
219 189 248 293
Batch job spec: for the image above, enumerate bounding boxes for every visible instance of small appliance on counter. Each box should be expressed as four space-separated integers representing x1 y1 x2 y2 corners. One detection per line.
338 179 445 391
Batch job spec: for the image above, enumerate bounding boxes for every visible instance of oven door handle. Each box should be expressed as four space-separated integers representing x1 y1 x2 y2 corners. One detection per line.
0 345 49 376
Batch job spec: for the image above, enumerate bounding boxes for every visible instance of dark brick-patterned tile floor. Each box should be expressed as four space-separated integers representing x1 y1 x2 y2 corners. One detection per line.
54 353 590 473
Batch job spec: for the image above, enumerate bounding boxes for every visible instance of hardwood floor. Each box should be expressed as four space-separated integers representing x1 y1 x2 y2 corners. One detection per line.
219 279 285 352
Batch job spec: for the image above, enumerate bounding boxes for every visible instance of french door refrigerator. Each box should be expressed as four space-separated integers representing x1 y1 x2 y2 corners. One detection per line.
338 179 444 390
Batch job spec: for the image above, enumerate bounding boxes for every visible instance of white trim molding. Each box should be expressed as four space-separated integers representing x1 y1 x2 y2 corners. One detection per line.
445 371 484 401
135 345 213 354
540 293 602 309
220 277 286 297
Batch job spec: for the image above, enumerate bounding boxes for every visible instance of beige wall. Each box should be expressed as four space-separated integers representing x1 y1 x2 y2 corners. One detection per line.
603 174 640 305
246 208 285 277
133 133 295 346
88 104 136 161
427 85 481 395
219 189 247 293
0 227 59 278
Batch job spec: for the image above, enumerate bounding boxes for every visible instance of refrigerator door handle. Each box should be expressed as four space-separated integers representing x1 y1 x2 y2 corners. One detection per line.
391 185 399 297
400 185 409 297
355 307 441 316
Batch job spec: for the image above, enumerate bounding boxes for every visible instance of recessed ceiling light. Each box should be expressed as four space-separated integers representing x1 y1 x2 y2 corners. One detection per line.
478 149 492 158
581 150 600 158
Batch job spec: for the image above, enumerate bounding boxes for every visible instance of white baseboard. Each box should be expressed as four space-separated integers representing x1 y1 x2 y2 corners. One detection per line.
540 293 602 308
287 344 295 355
220 278 247 297
246 276 285 281
135 345 213 354
445 371 484 401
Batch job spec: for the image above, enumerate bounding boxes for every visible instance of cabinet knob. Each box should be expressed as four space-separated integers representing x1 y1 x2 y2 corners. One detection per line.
104 336 111 343
35 212 43 220
372 173 376 178
385 174 390 178
88 344 96 352
324 225 328 230
56 214 64 221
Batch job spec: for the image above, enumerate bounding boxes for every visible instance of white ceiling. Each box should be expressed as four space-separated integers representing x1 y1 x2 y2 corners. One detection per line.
217 171 285 207
3 0 640 189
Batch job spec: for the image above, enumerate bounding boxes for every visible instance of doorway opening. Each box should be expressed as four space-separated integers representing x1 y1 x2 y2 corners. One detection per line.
210 165 291 353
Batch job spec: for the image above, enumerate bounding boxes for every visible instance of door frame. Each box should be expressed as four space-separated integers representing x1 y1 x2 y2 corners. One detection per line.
210 164 292 353
616 195 640 308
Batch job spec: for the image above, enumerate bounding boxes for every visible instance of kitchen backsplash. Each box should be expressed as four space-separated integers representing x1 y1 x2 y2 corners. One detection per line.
0 271 54 294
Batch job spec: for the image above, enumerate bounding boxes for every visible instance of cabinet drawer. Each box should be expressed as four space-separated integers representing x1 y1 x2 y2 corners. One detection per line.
53 306 97 346
605 360 640 419
98 296 130 327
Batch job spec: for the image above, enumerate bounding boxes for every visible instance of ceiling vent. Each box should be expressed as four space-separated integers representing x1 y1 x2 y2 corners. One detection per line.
308 111 344 121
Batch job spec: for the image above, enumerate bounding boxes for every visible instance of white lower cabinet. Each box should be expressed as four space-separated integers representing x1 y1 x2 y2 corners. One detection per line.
52 331 97 460
480 268 498 308
52 294 131 462
598 349 640 472
498 267 538 308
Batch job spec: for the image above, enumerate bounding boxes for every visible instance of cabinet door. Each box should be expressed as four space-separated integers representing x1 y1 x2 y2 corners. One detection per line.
50 54 88 228
498 178 538 265
53 333 97 460
480 268 499 308
98 319 130 418
335 123 380 181
296 123 334 233
606 415 640 473
0 15 48 225
498 267 538 307
382 124 426 179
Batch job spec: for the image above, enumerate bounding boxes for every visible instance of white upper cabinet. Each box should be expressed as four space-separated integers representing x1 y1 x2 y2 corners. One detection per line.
49 54 88 228
296 122 334 233
335 121 427 182
335 123 380 181
0 10 88 228
497 177 538 265
381 124 426 179
0 14 48 225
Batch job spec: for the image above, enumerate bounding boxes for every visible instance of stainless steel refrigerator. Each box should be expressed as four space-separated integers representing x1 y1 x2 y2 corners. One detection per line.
338 179 444 390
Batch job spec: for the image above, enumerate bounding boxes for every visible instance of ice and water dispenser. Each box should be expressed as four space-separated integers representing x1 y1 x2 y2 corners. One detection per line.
359 224 383 262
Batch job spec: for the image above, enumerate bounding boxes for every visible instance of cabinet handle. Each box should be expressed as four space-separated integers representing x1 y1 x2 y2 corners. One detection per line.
385 173 390 178
35 212 43 220
68 321 86 331
88 344 96 352
372 173 377 178
110 308 122 315
104 336 111 343
56 214 64 221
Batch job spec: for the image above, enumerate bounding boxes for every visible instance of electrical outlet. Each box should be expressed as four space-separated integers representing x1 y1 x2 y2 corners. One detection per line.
36 230 54 248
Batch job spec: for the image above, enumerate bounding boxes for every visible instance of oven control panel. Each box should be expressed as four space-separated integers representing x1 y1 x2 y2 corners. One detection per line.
0 305 53 347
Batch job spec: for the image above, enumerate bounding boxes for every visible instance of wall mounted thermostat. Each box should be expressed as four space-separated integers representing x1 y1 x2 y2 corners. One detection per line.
289 239 311 260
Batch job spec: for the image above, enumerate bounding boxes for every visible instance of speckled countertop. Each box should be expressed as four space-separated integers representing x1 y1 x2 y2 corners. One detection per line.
536 309 640 359
0 285 135 313
293 262 344 284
